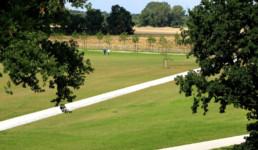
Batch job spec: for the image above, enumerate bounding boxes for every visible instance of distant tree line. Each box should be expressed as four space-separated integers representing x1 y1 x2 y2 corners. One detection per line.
54 5 134 35
53 2 186 36
138 2 187 27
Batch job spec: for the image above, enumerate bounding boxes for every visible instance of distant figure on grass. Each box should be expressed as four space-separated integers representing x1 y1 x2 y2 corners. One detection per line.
103 49 106 55
108 49 110 55
60 104 72 113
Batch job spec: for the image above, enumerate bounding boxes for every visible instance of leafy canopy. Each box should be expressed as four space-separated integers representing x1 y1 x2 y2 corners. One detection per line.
138 2 186 27
175 0 257 148
170 5 186 27
119 32 129 43
96 31 104 40
85 9 104 35
132 35 139 44
107 5 135 35
0 0 94 105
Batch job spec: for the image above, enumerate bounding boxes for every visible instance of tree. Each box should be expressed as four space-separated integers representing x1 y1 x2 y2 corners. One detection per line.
56 32 65 42
104 33 112 49
85 9 104 35
139 2 171 27
159 36 168 56
96 31 104 49
0 0 94 105
159 36 168 50
51 32 60 41
174 33 181 44
159 36 170 68
170 5 186 27
72 31 80 45
147 35 156 52
106 5 135 35
62 13 88 35
119 32 129 51
175 0 258 149
132 14 140 26
81 31 89 49
132 35 140 53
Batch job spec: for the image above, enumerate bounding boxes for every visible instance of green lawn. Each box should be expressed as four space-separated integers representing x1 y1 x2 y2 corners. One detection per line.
0 80 248 150
0 51 197 121
0 51 249 149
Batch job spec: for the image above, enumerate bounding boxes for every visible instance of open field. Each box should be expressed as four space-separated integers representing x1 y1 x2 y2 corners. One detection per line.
133 26 183 35
0 50 198 121
52 35 191 53
0 77 248 149
0 50 249 149
51 27 192 52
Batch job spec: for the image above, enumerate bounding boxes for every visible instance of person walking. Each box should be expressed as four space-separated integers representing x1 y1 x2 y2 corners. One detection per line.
103 49 106 55
107 49 110 55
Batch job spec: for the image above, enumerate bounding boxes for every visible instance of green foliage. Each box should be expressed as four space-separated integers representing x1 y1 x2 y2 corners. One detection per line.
72 31 80 40
69 0 88 8
132 35 140 52
107 5 135 35
119 32 128 43
159 36 169 59
104 33 112 48
131 14 140 26
81 31 88 39
85 9 104 35
147 35 156 51
81 31 88 49
175 0 258 148
159 36 168 48
0 0 93 105
119 32 128 50
132 35 139 44
147 35 156 45
233 125 258 149
96 31 104 49
139 2 171 27
138 2 186 27
96 31 104 40
170 5 186 27
61 13 88 35
174 33 181 45
69 10 86 17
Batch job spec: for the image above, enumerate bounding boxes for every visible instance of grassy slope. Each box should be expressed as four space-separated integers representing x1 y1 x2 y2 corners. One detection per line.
0 51 197 121
0 80 248 150
0 51 249 149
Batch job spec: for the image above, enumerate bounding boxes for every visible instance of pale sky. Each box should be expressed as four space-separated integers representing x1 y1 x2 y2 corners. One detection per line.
66 0 202 14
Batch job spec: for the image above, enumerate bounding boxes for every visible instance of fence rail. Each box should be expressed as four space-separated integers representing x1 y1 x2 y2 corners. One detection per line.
79 44 190 53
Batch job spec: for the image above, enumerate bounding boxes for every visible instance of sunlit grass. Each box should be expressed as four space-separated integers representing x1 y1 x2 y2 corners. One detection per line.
0 80 248 150
0 50 248 149
0 50 198 121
